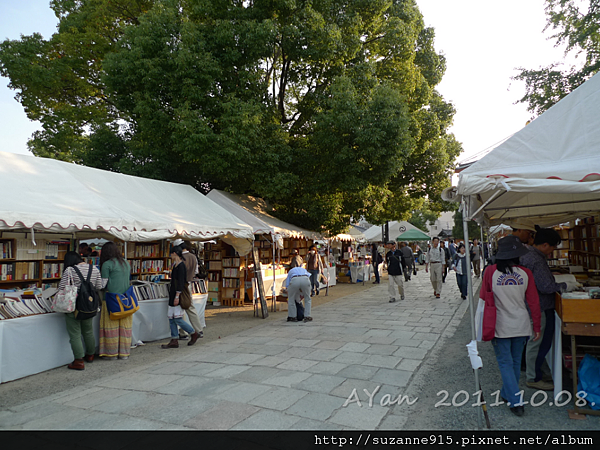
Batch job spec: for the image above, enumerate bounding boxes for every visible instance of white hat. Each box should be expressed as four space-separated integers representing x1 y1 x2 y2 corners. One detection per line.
172 238 184 246
508 219 536 232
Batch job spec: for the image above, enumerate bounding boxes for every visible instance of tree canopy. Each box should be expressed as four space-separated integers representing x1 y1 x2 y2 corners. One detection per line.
0 0 461 234
513 0 600 116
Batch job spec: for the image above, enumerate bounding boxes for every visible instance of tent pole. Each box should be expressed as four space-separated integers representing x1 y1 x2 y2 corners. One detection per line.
272 233 277 312
463 197 483 429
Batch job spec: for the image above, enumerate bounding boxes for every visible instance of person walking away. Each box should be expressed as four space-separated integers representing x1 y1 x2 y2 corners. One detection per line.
448 239 457 259
399 241 414 282
425 237 444 298
385 241 404 302
470 238 482 278
452 243 469 299
284 266 313 323
178 241 204 344
161 246 198 349
372 243 382 284
58 251 106 370
520 228 578 391
306 245 323 296
482 235 541 416
440 240 451 283
99 242 133 360
290 249 304 268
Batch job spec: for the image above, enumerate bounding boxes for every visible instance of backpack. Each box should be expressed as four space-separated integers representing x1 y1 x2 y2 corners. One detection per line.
72 266 100 320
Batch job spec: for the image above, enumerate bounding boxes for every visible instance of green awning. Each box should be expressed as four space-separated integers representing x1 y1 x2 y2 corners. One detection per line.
395 228 431 241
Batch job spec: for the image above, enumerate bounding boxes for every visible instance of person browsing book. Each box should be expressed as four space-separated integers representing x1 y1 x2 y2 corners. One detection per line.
99 241 132 360
284 267 313 323
161 245 199 349
58 251 106 371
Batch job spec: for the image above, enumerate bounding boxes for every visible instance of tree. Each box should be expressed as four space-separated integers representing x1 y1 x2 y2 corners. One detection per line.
0 0 462 234
513 0 600 116
452 210 482 241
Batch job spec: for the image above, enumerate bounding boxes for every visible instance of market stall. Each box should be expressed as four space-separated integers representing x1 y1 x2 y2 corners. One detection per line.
0 151 254 382
454 71 600 419
363 221 423 243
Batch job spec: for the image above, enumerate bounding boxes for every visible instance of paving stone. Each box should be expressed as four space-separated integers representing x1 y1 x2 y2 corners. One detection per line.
313 340 345 350
127 395 214 424
248 355 291 367
364 336 397 345
174 378 237 398
338 342 371 353
419 340 436 350
295 374 346 393
276 358 320 371
293 418 345 430
21 407 93 430
412 332 441 341
392 347 429 360
289 339 320 348
90 391 156 414
337 364 378 380
261 369 313 388
392 338 422 347
303 349 343 362
51 386 105 405
230 366 282 383
305 361 348 375
388 330 416 340
371 368 413 388
232 409 302 430
0 402 68 428
183 401 260 430
148 361 200 375
96 373 181 392
208 382 273 403
329 379 383 400
286 393 343 421
364 344 399 356
332 352 369 365
61 388 132 409
397 359 422 372
283 347 315 359
329 402 388 429
223 353 265 365
179 362 227 377
361 354 402 369
203 364 252 379
249 387 308 411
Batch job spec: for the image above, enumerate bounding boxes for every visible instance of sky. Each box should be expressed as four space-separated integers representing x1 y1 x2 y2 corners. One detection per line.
0 0 577 162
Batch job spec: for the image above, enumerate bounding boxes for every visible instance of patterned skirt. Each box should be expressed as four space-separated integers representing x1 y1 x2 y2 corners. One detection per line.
99 301 133 358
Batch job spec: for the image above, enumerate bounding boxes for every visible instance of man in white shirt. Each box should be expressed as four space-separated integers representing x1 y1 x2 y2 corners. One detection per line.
425 237 443 298
284 266 313 323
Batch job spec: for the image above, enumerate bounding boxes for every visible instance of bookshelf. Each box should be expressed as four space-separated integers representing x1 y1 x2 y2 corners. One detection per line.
205 242 223 305
568 218 600 270
118 240 170 282
548 227 570 268
0 238 71 289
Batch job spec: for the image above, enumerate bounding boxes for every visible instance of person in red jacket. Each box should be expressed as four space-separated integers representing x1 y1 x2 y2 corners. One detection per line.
481 235 541 417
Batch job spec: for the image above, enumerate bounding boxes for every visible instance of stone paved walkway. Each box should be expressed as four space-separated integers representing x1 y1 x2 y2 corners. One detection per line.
0 272 469 430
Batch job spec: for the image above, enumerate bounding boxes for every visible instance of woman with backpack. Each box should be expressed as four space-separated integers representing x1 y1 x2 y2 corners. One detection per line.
99 241 133 360
57 251 105 370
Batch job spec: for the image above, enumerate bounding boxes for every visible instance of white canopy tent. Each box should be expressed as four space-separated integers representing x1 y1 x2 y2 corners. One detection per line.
454 71 600 429
0 151 254 254
363 221 421 243
457 71 600 227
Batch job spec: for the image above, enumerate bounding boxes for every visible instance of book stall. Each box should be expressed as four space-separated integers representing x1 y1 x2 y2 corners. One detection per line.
0 150 253 383
455 71 600 418
206 190 328 311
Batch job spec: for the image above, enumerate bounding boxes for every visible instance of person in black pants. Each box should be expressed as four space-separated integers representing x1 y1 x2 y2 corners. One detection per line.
372 243 382 284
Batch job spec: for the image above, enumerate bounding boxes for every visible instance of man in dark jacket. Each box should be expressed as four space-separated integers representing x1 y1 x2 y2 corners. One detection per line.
520 228 577 391
399 241 414 282
385 241 404 303
372 243 382 284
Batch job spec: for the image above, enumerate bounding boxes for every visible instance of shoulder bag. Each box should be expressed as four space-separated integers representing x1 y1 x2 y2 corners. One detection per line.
105 285 140 320
52 269 77 313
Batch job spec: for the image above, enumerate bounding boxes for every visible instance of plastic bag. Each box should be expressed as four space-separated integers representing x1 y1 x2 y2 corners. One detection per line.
577 354 600 410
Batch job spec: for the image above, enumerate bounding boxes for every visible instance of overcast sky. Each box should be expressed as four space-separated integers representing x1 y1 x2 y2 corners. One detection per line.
1 0 575 163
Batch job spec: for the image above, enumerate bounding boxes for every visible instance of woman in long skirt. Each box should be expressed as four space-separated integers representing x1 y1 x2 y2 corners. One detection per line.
99 241 133 360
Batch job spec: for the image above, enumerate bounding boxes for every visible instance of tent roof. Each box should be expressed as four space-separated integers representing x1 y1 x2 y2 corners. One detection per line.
457 71 600 227
206 189 321 240
363 221 420 242
0 151 254 246
396 228 431 241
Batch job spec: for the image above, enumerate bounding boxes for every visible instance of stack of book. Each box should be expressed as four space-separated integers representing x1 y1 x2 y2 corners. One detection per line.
0 290 53 320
